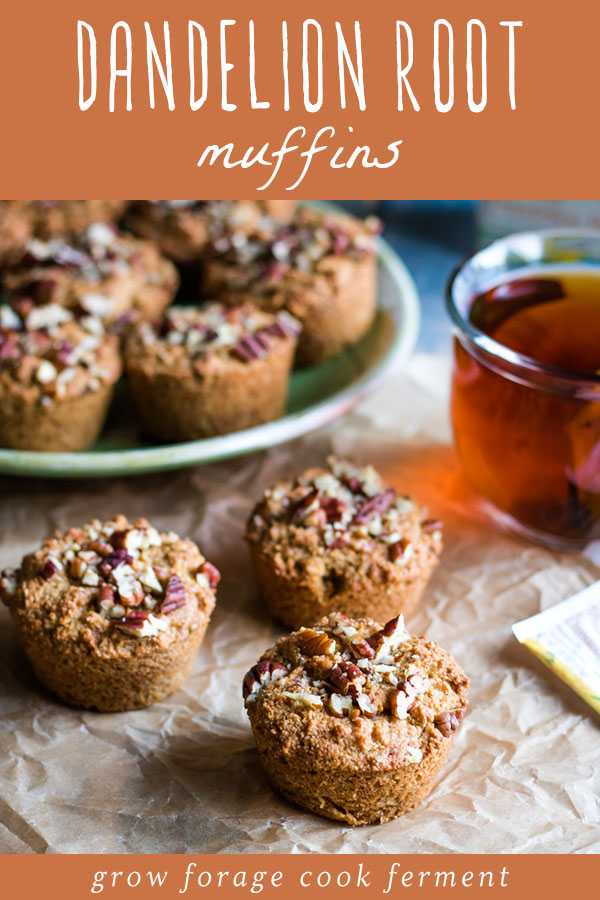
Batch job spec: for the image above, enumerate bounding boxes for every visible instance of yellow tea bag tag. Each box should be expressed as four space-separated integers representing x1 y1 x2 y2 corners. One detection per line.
512 581 600 714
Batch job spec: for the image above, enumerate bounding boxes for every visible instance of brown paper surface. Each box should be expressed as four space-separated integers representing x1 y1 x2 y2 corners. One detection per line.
1 353 599 854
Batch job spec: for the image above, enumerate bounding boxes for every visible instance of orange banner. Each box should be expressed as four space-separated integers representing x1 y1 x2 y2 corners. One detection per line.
0 1 599 197
0 854 596 898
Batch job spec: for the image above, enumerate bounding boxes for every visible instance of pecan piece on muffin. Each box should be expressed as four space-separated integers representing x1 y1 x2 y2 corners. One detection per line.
243 611 468 825
0 201 127 264
124 302 300 442
123 200 297 266
1 223 179 328
246 457 442 628
0 516 219 711
0 303 121 451
203 206 380 367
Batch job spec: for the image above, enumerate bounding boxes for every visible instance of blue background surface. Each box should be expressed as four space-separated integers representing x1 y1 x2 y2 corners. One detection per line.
340 201 478 353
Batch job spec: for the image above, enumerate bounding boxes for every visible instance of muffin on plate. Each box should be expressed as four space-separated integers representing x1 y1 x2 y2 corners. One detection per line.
0 201 34 265
246 458 442 628
0 201 127 262
203 207 379 366
124 200 297 265
0 515 219 711
243 611 469 825
1 223 178 328
125 302 300 442
0 303 121 451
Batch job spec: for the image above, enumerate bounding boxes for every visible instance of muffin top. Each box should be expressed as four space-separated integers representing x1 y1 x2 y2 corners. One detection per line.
126 302 300 375
124 200 296 262
246 457 442 568
0 201 126 252
0 303 121 402
0 515 219 656
131 200 294 231
2 223 177 320
207 208 379 291
243 611 468 771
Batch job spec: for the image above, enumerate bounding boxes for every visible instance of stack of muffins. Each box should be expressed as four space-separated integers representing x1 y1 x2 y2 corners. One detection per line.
0 200 381 451
1 456 468 827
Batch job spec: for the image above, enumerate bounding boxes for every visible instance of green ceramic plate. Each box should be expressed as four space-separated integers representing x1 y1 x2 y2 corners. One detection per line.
0 235 419 478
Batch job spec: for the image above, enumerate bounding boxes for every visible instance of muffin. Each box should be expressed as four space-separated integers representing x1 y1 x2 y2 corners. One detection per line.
203 207 379 366
0 515 219 711
243 611 468 825
123 200 297 265
1 223 178 328
125 302 300 442
0 303 121 451
0 201 33 265
246 458 442 628
0 201 127 261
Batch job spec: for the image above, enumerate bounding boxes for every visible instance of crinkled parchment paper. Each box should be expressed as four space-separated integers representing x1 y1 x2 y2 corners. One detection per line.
0 353 599 855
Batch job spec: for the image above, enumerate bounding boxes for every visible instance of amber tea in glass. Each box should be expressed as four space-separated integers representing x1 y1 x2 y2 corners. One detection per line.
447 232 600 548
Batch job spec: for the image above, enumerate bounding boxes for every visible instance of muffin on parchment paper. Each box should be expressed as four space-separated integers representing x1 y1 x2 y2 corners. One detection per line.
0 303 121 451
0 201 127 263
243 611 469 825
246 458 442 629
0 516 219 711
125 302 300 442
203 207 379 367
123 200 297 265
1 223 179 328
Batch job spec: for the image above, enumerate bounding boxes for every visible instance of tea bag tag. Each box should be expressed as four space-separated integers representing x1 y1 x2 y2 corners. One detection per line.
513 581 600 714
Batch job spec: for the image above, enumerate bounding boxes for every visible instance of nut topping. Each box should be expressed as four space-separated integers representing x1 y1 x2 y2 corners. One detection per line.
351 488 397 525
242 613 467 731
248 457 441 563
329 693 355 717
434 709 464 737
328 661 365 697
297 628 337 657
389 684 417 720
21 517 218 639
243 660 288 703
41 558 60 580
161 575 187 614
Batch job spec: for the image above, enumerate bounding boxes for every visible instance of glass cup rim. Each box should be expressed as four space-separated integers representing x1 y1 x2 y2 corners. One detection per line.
446 227 600 388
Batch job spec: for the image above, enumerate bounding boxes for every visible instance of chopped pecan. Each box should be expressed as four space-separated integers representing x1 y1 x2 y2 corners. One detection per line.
434 709 464 737
109 530 129 549
356 693 379 717
99 583 116 607
341 476 364 495
389 682 417 719
161 575 187 614
328 661 365 697
289 488 319 524
320 496 345 522
422 519 443 534
349 634 376 660
83 539 113 557
41 558 59 579
232 334 269 363
297 628 337 657
304 508 327 528
198 561 221 590
242 660 287 701
98 548 133 579
67 557 87 580
388 538 409 562
351 488 396 525
369 615 408 660
116 609 150 629
329 693 354 717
